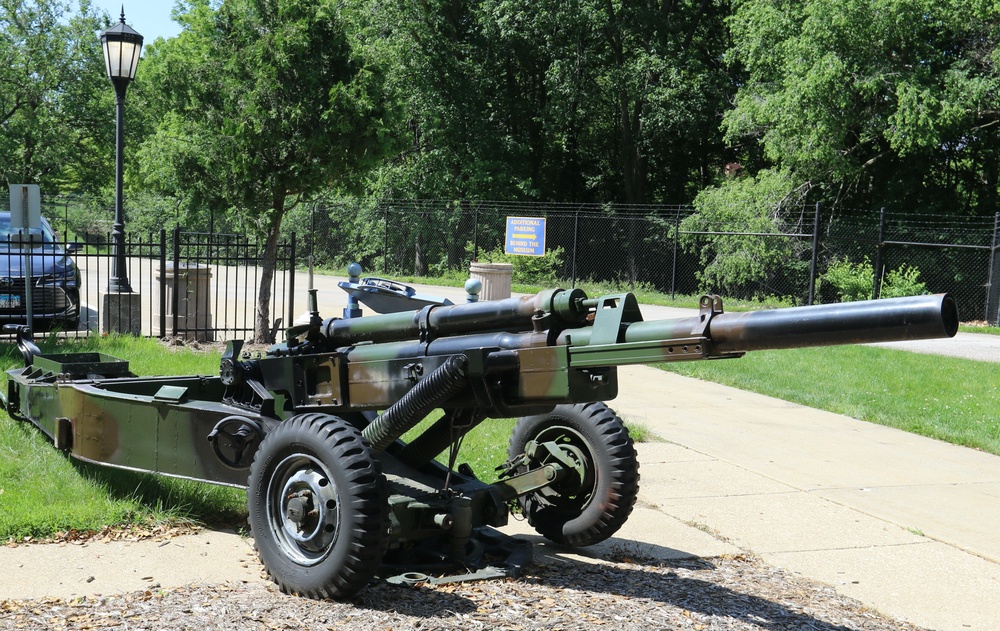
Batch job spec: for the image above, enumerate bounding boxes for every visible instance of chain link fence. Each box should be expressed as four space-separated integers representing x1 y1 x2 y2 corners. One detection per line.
822 209 998 324
304 200 1000 325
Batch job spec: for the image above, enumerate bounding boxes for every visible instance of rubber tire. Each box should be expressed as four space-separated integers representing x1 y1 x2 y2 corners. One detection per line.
508 402 640 547
248 413 389 599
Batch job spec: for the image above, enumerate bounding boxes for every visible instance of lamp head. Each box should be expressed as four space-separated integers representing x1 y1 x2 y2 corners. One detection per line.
99 8 143 90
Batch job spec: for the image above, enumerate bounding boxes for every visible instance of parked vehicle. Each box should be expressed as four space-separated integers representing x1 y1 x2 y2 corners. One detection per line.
0 212 81 331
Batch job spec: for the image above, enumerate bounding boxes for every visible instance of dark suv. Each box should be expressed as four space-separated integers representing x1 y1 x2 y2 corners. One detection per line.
0 212 81 331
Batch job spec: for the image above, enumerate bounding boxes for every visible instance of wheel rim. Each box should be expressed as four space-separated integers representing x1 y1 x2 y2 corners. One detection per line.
528 424 595 510
265 454 341 566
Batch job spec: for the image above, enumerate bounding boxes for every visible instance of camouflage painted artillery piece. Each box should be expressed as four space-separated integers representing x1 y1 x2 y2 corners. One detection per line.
1 271 958 598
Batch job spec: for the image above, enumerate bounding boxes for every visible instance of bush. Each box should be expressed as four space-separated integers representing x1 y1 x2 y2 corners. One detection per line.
63 196 113 241
822 258 873 302
881 264 927 298
822 258 927 302
684 169 812 301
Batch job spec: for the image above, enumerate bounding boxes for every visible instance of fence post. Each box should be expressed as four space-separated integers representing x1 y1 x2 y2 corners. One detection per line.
571 207 580 288
807 202 821 305
172 226 180 337
310 202 316 261
987 212 1000 325
192 233 202 341
472 203 480 263
383 204 389 275
671 210 680 299
872 208 887 300
287 232 296 331
159 229 166 338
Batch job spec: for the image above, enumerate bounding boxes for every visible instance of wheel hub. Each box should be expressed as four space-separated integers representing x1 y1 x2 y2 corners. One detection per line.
285 491 314 526
267 456 341 565
522 426 596 503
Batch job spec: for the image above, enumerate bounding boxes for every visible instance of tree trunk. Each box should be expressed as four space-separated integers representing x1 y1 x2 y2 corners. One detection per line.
414 230 428 276
446 201 468 269
255 199 286 343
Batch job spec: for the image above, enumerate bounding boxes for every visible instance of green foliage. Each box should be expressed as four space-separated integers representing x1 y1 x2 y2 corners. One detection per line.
59 195 112 241
135 0 389 222
683 169 811 301
0 0 113 194
7 0 1000 225
822 258 874 302
881 264 928 298
283 197 384 271
724 0 1000 213
822 258 928 301
349 0 732 205
132 0 392 340
475 245 565 285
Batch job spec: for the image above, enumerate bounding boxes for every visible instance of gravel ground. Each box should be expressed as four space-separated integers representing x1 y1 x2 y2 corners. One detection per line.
1 555 928 630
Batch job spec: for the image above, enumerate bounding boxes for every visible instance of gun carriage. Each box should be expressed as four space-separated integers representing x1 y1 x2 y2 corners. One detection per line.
2 268 958 597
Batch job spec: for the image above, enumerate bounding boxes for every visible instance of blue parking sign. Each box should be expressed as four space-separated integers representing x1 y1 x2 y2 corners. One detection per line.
505 217 546 257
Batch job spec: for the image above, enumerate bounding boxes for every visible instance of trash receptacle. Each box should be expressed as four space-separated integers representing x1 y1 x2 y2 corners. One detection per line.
153 263 214 341
469 262 513 301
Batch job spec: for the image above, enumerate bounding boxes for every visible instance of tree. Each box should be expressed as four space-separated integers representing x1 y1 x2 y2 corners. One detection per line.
0 0 113 194
135 0 390 341
557 0 733 204
352 0 531 202
722 0 1000 214
684 169 813 300
354 0 733 206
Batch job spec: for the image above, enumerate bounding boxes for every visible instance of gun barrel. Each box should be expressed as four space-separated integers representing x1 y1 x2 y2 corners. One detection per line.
710 293 959 353
617 294 958 355
312 283 959 381
320 288 589 345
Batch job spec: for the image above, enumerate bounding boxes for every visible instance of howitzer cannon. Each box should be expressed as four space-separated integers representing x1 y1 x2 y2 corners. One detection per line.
2 274 958 598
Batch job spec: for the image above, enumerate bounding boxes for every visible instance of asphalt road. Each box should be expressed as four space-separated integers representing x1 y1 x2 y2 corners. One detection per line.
870 331 1000 363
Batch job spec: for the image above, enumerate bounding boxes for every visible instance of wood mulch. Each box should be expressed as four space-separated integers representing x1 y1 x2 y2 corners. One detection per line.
1 554 927 630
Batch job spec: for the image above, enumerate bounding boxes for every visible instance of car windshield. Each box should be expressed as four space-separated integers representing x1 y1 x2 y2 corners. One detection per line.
0 215 55 244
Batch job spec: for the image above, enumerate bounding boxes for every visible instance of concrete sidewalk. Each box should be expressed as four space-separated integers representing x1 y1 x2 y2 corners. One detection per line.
0 530 261 600
602 365 1000 631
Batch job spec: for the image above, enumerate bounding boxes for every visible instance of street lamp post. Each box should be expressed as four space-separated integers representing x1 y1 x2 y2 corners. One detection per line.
100 8 143 294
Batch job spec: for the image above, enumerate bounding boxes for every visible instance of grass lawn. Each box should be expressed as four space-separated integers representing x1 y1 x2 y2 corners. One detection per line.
657 345 1000 455
0 335 246 541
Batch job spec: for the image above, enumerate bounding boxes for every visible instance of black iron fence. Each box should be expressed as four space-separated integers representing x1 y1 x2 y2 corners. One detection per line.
155 228 297 341
0 218 297 341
